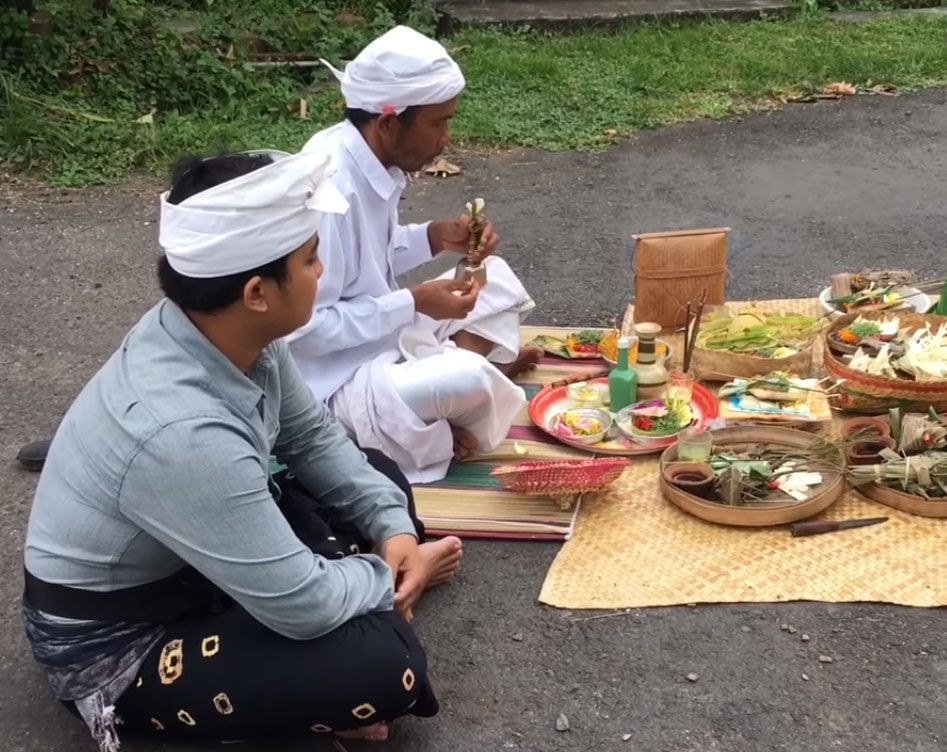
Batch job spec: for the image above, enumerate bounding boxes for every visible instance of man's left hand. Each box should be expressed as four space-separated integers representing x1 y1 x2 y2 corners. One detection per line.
380 533 424 621
428 215 499 258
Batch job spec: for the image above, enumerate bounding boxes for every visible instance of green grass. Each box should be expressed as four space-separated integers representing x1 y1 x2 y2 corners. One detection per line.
453 17 947 149
2 4 947 185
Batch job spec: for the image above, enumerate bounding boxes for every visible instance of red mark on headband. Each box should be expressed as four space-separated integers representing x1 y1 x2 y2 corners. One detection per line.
381 104 396 115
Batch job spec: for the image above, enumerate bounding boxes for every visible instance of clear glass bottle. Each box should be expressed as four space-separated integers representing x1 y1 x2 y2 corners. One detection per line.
608 336 638 411
634 322 669 400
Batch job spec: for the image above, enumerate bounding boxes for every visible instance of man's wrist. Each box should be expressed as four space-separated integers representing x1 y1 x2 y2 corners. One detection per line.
426 221 441 256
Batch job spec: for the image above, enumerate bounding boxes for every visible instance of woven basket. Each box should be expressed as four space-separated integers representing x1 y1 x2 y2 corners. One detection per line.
659 426 845 526
693 345 814 382
824 311 947 413
491 459 630 510
631 228 729 329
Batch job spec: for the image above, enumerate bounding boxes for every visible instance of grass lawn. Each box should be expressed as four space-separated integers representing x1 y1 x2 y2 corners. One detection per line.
2 6 947 185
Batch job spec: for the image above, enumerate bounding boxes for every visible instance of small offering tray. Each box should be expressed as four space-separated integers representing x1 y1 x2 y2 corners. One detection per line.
659 426 845 527
528 378 718 456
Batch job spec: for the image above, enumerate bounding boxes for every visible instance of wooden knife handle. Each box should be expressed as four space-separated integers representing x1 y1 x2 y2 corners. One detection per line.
549 369 612 389
791 520 842 537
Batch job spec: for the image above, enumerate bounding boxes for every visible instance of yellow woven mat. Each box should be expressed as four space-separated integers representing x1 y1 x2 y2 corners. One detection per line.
540 436 947 610
542 301 947 607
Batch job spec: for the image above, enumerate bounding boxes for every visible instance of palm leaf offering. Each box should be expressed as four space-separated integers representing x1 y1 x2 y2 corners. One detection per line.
847 411 947 499
528 330 605 359
697 310 821 357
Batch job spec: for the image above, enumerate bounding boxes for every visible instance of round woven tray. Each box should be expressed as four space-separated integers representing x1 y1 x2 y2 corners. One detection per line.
855 482 947 519
659 425 845 527
824 311 947 413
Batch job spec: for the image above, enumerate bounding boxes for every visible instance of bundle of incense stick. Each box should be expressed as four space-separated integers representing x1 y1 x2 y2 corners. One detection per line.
682 290 707 374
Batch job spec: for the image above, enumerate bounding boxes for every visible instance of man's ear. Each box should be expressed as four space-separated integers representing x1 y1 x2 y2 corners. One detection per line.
375 112 401 141
242 275 269 313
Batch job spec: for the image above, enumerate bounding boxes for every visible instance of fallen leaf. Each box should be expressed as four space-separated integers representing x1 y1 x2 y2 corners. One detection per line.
450 45 472 56
135 109 155 125
870 83 897 96
823 81 857 96
603 128 618 137
424 157 462 178
298 98 308 119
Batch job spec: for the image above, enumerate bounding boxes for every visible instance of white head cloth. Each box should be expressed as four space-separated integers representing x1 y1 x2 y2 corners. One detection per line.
159 149 348 278
320 25 465 114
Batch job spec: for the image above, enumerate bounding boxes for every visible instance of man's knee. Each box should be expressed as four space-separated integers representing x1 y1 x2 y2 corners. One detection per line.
434 354 494 415
343 611 437 716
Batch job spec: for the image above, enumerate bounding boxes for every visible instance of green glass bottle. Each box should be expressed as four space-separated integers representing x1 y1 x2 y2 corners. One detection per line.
935 277 947 315
609 336 639 411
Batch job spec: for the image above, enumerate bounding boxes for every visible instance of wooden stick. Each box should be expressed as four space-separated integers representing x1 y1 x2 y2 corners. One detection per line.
683 290 707 374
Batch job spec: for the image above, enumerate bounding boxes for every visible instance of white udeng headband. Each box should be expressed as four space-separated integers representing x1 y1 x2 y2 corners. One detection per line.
158 149 349 278
320 25 465 115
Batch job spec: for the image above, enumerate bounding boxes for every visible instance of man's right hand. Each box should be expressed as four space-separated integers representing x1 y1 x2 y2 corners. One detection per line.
410 279 480 320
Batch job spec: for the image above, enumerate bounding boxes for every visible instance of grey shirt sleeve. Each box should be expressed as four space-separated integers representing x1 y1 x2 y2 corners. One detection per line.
118 418 396 641
270 339 419 546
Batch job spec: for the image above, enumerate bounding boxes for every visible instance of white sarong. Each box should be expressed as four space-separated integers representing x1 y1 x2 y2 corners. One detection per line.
329 257 535 483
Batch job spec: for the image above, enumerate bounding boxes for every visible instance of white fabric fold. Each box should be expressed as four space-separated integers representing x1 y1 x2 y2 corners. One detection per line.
159 149 349 278
321 25 465 114
328 257 535 483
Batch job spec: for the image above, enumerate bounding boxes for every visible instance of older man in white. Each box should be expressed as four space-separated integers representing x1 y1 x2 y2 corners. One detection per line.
287 26 539 483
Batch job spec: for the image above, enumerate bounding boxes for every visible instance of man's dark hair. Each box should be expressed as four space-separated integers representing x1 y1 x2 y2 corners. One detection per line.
158 152 292 313
344 106 419 131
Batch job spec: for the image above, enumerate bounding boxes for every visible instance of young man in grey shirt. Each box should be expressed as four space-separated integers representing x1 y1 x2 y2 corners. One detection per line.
22 149 462 751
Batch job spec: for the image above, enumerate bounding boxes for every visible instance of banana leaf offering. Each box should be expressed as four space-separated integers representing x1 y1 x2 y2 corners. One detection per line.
529 330 604 359
697 311 821 358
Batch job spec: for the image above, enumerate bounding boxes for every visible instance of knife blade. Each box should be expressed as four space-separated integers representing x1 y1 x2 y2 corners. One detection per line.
791 517 889 537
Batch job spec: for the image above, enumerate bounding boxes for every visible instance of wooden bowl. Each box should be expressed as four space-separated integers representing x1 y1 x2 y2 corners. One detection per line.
840 416 891 440
659 425 845 527
856 483 947 518
824 311 947 413
844 436 898 465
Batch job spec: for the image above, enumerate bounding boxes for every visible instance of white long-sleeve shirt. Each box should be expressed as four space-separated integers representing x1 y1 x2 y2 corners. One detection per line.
287 121 435 402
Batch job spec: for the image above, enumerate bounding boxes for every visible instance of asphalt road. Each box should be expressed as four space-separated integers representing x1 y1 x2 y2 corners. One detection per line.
1 88 945 752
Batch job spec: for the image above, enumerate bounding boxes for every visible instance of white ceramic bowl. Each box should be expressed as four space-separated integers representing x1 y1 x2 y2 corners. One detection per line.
818 286 931 318
551 408 613 445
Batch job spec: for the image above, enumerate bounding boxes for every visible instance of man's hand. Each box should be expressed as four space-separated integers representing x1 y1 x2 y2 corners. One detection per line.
428 215 500 258
410 278 479 320
380 534 424 621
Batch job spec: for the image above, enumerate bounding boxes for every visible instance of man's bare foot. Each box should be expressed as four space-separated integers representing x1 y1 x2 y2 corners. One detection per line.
451 424 479 461
338 722 390 742
498 346 542 380
419 536 463 589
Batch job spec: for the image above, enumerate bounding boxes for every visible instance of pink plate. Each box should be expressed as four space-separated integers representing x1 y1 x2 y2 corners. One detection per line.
528 379 719 456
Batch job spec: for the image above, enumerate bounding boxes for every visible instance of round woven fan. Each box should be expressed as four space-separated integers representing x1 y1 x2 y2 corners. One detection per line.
490 458 630 510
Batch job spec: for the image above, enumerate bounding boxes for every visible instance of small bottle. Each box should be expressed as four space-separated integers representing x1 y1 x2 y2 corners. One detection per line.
634 322 669 400
608 336 638 411
936 278 947 315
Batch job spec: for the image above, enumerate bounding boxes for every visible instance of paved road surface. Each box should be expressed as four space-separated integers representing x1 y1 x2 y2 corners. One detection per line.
1 88 945 752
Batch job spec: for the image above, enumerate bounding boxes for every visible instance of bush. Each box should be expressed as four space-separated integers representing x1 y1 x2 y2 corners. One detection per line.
0 0 436 184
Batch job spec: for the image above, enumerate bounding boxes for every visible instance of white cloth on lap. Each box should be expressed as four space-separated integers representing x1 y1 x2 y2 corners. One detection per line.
329 257 534 484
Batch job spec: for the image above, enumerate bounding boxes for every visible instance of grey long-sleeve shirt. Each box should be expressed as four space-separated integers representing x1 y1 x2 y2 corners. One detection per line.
25 299 417 640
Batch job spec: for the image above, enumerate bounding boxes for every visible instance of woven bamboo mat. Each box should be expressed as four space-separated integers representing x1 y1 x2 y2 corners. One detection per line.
541 303 947 608
413 326 598 540
538 457 947 609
